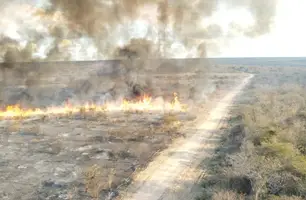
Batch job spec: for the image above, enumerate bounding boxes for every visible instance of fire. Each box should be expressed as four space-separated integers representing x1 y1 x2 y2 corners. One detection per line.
0 93 187 119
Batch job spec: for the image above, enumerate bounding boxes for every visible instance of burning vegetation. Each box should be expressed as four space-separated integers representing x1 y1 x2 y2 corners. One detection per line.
0 93 186 119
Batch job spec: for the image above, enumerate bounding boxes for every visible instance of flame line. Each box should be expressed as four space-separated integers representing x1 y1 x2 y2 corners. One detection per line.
0 94 187 119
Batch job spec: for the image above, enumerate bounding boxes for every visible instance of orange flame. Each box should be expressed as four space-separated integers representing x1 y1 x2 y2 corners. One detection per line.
0 93 187 119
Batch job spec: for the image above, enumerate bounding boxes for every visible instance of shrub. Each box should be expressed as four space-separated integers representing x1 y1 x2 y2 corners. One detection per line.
291 155 306 176
250 127 278 146
228 176 253 195
162 113 178 126
266 172 301 196
212 190 245 200
83 164 104 199
296 135 306 155
199 85 306 199
260 142 297 159
161 113 182 133
267 195 304 200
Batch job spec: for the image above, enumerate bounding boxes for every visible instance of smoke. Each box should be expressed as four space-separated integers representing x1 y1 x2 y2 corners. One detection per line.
0 0 278 106
248 0 277 36
44 0 278 59
0 0 279 62
226 0 277 37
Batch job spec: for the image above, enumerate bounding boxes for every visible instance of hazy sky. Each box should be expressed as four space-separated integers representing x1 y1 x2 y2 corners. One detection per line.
1 0 305 59
212 0 306 58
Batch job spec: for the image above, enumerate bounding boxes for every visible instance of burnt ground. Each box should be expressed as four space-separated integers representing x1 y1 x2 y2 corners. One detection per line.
0 60 249 200
0 110 196 200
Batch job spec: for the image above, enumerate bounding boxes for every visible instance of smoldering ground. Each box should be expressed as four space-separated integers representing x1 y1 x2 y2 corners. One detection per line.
0 0 278 107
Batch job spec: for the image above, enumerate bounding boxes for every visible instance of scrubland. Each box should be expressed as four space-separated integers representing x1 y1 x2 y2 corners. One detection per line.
197 65 306 200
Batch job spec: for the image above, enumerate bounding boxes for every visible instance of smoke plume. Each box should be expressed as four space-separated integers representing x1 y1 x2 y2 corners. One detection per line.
0 0 278 105
0 0 279 61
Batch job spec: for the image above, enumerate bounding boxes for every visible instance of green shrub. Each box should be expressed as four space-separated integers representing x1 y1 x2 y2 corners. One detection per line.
291 155 306 176
254 127 278 145
261 142 297 159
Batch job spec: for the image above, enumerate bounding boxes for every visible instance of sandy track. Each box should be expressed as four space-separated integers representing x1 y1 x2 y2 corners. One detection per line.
119 74 254 200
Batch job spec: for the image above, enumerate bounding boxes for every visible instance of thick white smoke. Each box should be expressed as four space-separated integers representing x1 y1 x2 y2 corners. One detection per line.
0 0 278 61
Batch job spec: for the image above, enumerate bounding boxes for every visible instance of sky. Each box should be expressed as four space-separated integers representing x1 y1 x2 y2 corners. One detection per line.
211 0 306 58
1 0 305 59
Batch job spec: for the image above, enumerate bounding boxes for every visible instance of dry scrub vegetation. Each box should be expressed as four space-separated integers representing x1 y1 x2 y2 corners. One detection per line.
198 85 306 200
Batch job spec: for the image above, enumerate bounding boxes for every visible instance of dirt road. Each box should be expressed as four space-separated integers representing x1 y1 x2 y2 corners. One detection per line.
120 74 254 200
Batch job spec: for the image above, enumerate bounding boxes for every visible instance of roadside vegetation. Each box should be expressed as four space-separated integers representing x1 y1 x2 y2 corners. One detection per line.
197 84 306 200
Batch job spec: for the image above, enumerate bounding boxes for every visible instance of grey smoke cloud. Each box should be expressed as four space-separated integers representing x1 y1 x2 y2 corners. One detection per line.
225 0 277 37
0 0 278 62
248 0 277 36
45 0 278 58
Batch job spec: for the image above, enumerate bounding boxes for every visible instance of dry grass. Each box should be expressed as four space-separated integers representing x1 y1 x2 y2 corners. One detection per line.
198 85 306 199
83 164 104 199
161 112 182 133
83 164 116 199
5 120 41 135
23 124 41 134
6 121 22 133
212 190 245 200
162 113 178 125
268 195 305 200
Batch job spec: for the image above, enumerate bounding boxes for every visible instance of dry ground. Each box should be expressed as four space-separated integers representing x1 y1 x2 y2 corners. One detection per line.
0 109 195 200
0 61 250 199
119 74 253 200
